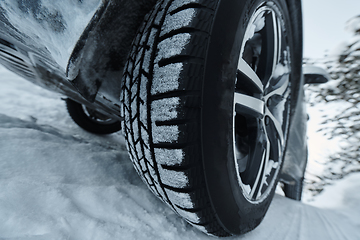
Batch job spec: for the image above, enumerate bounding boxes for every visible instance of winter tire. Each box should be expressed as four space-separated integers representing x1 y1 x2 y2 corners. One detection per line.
283 149 307 201
283 178 304 200
65 98 121 134
122 0 302 236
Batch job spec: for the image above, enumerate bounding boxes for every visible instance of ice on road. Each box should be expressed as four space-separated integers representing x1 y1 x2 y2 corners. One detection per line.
0 66 359 239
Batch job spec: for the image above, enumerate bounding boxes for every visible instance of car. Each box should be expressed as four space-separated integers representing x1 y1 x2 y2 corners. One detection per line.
0 0 324 237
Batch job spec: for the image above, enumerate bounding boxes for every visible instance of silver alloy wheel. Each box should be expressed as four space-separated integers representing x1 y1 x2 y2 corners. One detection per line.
82 105 118 125
233 2 291 203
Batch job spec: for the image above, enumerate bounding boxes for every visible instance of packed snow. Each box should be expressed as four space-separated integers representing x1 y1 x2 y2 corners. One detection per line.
1 65 360 239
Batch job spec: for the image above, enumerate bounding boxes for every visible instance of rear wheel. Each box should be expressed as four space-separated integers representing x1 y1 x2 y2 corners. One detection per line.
283 178 304 200
65 98 121 134
122 0 302 236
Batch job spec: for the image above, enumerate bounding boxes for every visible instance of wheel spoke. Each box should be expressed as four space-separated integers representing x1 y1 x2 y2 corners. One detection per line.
256 128 271 199
237 58 263 92
263 11 281 89
249 149 267 199
264 77 289 100
234 92 264 118
270 11 281 78
265 108 284 145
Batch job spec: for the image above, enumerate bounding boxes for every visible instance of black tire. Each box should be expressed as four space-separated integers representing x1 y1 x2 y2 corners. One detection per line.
283 148 308 201
122 0 302 236
65 98 121 134
283 178 304 201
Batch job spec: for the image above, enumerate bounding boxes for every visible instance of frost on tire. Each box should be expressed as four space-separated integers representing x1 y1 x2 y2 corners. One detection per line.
121 0 302 236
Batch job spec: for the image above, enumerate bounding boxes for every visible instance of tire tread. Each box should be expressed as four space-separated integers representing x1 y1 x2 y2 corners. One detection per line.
122 0 229 236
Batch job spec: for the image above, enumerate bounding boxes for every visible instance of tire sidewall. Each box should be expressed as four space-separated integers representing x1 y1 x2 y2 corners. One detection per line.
201 0 300 234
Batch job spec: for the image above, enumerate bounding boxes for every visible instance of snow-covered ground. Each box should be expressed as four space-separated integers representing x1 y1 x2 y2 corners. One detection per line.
1 65 360 239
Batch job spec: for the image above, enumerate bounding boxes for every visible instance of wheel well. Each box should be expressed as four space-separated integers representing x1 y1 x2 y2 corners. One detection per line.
66 0 158 103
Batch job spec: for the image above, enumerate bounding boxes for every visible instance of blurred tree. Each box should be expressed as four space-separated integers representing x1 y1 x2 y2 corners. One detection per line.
308 15 360 183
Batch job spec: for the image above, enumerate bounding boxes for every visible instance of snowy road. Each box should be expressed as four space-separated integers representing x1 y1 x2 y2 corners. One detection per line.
1 65 359 239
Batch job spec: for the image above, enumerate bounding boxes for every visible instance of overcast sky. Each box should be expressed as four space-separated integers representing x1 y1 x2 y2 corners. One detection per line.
302 0 360 59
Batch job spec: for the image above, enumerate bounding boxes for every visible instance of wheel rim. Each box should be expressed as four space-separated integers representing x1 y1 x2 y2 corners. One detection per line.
233 2 291 203
82 105 118 125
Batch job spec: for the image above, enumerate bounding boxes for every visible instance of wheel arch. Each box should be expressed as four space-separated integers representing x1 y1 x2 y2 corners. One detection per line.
66 0 158 103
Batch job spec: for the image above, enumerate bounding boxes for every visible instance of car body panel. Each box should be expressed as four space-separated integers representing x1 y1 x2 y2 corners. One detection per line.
66 0 157 103
0 0 156 119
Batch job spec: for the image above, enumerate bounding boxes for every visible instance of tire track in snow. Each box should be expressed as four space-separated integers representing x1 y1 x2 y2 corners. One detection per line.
243 195 360 240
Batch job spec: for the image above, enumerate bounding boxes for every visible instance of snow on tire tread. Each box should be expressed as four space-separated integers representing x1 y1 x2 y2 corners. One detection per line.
121 0 229 236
